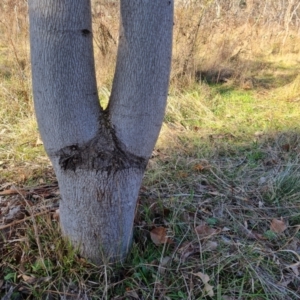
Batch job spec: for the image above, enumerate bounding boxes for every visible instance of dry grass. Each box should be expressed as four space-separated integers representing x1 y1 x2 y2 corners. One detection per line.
1 0 300 299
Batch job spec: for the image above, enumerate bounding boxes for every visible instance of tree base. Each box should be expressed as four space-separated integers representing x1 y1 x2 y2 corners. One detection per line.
56 168 143 264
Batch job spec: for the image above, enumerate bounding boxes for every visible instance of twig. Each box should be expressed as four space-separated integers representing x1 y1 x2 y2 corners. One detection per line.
0 209 55 231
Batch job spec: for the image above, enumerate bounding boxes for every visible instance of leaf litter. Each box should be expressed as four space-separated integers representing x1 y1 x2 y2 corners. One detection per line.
2 148 300 299
142 133 300 298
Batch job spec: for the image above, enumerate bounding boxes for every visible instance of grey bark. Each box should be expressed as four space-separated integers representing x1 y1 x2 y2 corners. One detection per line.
29 0 173 263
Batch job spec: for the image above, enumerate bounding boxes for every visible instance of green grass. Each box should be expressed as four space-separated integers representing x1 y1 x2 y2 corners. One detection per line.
2 77 300 298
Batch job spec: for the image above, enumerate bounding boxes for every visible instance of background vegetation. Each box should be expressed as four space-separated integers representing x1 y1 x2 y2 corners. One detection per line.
1 0 300 299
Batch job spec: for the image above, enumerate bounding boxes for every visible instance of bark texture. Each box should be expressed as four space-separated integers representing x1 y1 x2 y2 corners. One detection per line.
109 1 174 157
29 0 173 263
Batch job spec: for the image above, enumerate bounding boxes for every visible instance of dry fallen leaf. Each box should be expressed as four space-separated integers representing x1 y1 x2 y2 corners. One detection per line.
203 282 214 297
4 206 26 224
270 218 287 233
36 137 43 146
251 231 266 240
280 249 300 276
193 159 210 171
178 242 198 261
150 227 170 245
222 227 231 232
20 274 37 284
285 237 300 252
195 223 219 237
281 143 290 152
193 272 214 297
194 272 210 284
202 240 218 251
158 256 171 274
193 163 209 172
286 262 300 276
52 209 60 221
177 171 188 178
124 290 139 299
278 277 293 288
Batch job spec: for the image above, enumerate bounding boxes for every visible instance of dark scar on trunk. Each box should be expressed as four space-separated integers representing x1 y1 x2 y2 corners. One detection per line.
81 29 91 36
56 112 147 173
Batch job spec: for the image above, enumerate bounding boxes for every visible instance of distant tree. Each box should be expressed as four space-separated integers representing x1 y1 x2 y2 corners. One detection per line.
28 0 173 264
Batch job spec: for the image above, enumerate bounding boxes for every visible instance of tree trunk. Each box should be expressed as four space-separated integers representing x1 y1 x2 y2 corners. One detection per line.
28 0 173 263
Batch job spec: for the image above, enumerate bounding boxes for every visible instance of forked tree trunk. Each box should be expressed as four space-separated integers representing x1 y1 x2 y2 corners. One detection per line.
29 0 173 264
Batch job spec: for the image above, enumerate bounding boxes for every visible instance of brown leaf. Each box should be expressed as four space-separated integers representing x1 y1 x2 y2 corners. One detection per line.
178 242 198 261
177 171 188 178
193 272 214 297
281 144 290 152
252 231 266 240
0 189 26 196
270 218 287 233
150 227 170 245
52 209 60 221
193 160 210 172
241 225 265 240
124 290 139 299
21 274 37 284
158 256 171 274
195 223 219 237
193 164 206 172
202 240 218 251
